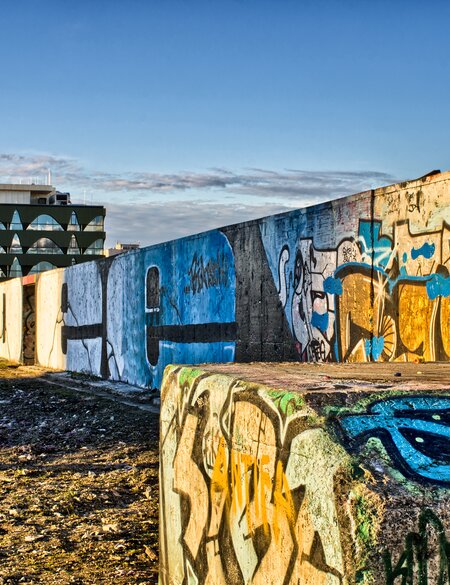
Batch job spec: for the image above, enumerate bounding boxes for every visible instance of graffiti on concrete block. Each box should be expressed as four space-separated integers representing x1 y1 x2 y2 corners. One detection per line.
60 262 112 378
384 509 450 584
145 258 236 367
160 367 450 584
144 230 237 386
340 395 450 484
160 368 349 584
290 239 338 361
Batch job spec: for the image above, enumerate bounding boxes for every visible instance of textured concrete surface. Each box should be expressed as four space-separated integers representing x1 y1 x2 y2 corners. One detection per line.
160 363 450 584
200 361 450 386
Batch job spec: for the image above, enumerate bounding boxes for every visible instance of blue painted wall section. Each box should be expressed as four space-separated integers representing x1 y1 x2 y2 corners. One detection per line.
143 230 236 389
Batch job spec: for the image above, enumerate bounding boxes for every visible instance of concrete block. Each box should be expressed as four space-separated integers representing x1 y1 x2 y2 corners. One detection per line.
160 362 450 584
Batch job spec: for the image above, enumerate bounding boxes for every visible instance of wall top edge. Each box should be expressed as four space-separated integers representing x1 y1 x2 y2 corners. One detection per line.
168 362 450 392
374 169 450 196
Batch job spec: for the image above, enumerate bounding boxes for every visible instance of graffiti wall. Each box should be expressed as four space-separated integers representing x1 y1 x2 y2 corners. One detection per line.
34 229 236 388
0 171 448 382
160 364 450 584
22 284 36 364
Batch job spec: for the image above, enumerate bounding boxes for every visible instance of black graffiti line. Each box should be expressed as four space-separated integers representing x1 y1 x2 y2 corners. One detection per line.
106 339 121 379
383 509 450 584
62 323 103 339
64 302 95 374
147 322 237 344
167 294 183 325
48 310 65 364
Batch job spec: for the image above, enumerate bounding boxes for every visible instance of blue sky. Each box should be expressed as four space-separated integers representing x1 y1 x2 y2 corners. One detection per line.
1 0 449 246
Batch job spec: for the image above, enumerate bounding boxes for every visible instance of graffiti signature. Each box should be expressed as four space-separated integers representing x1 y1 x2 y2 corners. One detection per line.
187 251 229 294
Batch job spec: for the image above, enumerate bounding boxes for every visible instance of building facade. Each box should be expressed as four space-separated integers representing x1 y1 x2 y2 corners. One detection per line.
105 242 140 257
0 183 106 280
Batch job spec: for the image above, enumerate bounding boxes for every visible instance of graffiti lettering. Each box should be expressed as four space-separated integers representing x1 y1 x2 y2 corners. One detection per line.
384 509 450 584
161 372 346 584
187 251 229 294
406 189 422 213
340 395 450 484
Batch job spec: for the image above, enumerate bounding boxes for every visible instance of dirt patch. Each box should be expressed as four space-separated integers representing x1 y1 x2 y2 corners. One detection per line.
0 361 158 584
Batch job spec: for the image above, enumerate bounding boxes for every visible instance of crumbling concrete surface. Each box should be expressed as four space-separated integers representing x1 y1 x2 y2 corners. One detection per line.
0 361 158 584
160 361 450 585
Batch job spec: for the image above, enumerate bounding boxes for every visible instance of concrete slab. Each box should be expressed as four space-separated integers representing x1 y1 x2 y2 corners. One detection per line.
160 363 450 585
199 361 450 386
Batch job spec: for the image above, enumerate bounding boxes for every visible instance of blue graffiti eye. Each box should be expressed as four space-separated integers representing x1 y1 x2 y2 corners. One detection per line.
399 429 450 465
340 396 450 484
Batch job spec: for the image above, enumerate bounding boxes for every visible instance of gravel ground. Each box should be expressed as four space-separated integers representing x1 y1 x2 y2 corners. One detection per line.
0 361 159 584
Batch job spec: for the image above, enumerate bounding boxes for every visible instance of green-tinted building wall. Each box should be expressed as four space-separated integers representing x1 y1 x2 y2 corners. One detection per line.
0 200 106 280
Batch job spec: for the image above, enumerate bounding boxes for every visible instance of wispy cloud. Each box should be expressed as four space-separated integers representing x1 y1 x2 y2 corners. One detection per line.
0 151 397 247
103 200 297 247
0 153 81 183
0 152 396 201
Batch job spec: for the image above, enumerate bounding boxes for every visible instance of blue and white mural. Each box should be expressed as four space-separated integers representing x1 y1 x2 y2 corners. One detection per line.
54 230 236 389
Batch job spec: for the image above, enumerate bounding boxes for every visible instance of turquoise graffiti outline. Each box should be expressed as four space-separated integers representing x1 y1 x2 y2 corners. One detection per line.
340 396 450 484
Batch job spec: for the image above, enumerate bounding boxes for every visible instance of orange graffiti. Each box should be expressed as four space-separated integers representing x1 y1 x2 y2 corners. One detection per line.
273 460 295 543
211 443 294 539
398 282 437 361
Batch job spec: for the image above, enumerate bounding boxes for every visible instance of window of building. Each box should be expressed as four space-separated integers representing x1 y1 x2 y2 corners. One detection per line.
29 261 55 274
9 234 22 254
68 235 80 255
10 211 23 231
84 239 104 255
27 214 63 231
84 216 104 232
67 212 80 231
27 238 63 254
0 222 6 230
8 258 22 278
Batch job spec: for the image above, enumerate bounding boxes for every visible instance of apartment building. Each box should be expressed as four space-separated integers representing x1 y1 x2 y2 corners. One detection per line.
0 183 106 280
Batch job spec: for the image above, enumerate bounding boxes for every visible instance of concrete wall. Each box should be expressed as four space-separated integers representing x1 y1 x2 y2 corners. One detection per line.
0 277 23 362
160 364 450 584
35 268 66 370
0 171 449 380
33 228 236 385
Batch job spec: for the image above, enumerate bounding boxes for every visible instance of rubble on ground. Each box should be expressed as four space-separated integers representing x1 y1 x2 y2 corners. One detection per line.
0 361 158 584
